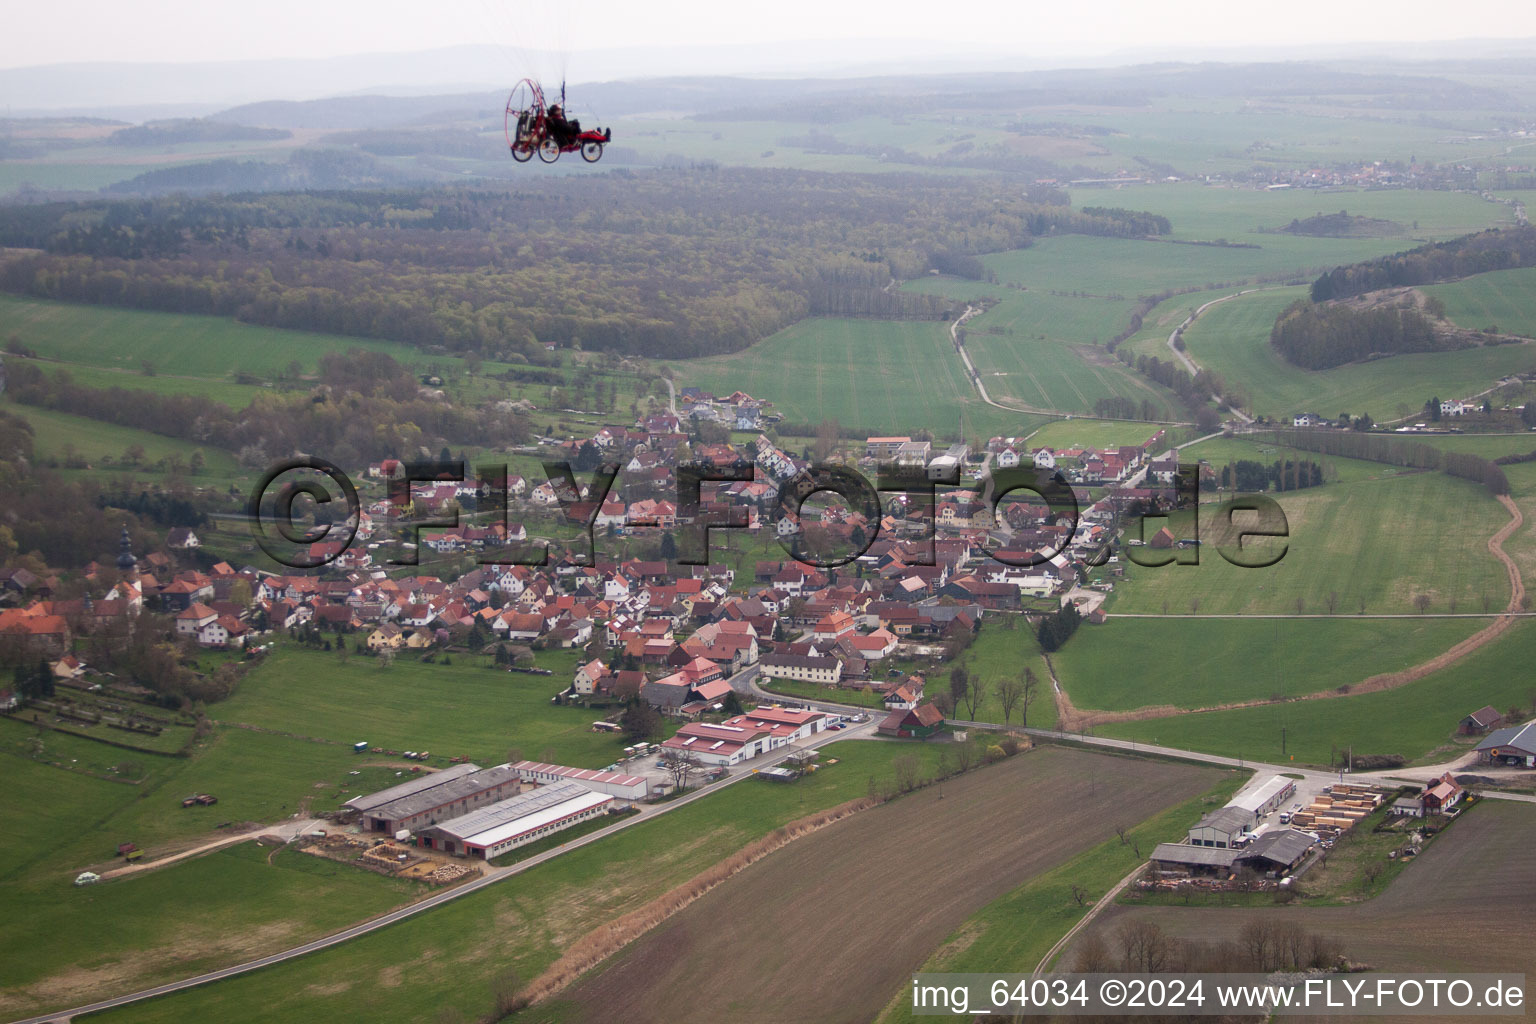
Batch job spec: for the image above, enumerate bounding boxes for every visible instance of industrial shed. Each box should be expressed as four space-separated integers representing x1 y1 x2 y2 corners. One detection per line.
1228 775 1296 823
417 780 613 859
343 763 482 824
1187 806 1252 849
1240 828 1317 874
507 760 647 802
1475 722 1536 767
1151 843 1239 875
346 764 522 835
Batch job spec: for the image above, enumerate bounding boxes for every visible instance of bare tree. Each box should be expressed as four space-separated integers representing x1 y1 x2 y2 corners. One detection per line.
1189 596 1200 615
1238 918 1275 971
1413 593 1432 614
1294 595 1305 616
1117 920 1172 972
953 739 977 773
892 753 921 793
491 968 526 1017
962 674 989 721
996 676 1024 726
1070 883 1090 907
660 750 703 791
1019 667 1040 728
1072 930 1113 972
1325 590 1338 615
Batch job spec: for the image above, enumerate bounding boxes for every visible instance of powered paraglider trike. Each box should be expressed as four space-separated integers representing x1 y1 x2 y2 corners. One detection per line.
505 78 611 164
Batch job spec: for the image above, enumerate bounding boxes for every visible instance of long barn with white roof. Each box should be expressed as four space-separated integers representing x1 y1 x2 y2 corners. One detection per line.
416 780 614 859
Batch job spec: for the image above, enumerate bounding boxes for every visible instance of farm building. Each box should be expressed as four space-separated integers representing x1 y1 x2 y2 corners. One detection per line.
1150 843 1239 875
1151 829 1315 877
876 702 944 739
344 764 521 834
1474 722 1536 767
1187 806 1251 849
343 762 481 819
1228 775 1296 824
657 707 828 766
1461 706 1504 735
1240 828 1317 874
661 722 774 766
506 761 648 802
416 780 613 859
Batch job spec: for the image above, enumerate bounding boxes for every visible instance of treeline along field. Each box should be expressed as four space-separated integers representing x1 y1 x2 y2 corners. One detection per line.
0 171 1177 362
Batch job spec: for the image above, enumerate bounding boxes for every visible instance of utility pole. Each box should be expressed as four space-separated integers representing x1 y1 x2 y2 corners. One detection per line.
1281 726 1286 757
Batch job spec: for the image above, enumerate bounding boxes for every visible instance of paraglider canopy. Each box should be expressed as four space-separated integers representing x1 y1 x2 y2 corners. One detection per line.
505 78 611 165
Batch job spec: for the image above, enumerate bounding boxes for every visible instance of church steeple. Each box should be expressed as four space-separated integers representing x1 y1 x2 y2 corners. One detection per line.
116 525 137 577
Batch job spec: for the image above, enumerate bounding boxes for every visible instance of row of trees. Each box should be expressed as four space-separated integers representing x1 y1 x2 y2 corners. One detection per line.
1271 428 1510 496
1310 224 1536 301
1073 917 1345 976
1217 458 1325 492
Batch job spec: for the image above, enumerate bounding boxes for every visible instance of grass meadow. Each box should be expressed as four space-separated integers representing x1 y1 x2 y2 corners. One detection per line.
216 647 632 769
1107 470 1511 616
1179 287 1536 420
1093 617 1536 768
0 294 415 382
665 316 1048 438
1052 616 1479 712
1426 266 1536 338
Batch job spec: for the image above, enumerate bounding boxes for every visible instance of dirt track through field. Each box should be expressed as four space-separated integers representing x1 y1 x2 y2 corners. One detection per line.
1055 495 1525 731
553 746 1221 1024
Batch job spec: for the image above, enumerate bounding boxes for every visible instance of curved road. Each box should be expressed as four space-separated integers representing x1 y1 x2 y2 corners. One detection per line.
1165 288 1271 425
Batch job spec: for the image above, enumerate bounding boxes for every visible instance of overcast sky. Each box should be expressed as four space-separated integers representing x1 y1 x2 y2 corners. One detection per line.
6 0 1536 70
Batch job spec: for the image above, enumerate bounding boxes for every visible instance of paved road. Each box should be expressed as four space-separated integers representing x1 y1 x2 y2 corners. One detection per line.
8 716 877 1024
1165 289 1274 424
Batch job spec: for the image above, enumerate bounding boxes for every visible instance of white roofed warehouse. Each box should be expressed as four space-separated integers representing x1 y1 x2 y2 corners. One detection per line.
416 780 614 859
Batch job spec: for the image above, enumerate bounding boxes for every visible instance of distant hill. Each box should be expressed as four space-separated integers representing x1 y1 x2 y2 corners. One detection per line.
1269 210 1405 238
107 119 291 146
103 148 413 195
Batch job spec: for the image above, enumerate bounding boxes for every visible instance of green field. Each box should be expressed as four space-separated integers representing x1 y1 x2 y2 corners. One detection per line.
666 316 1046 437
2 398 242 480
1108 470 1511 615
1095 618 1536 767
0 294 416 383
1180 287 1536 421
79 739 955 1024
0 839 421 1019
1426 266 1536 339
1026 418 1169 451
1179 433 1399 484
217 647 633 769
1053 616 1479 712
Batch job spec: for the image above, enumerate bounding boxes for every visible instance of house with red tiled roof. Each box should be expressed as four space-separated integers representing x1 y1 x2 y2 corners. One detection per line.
877 701 945 738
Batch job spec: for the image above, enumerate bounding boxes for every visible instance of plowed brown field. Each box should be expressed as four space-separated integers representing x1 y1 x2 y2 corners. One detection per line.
551 745 1223 1024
